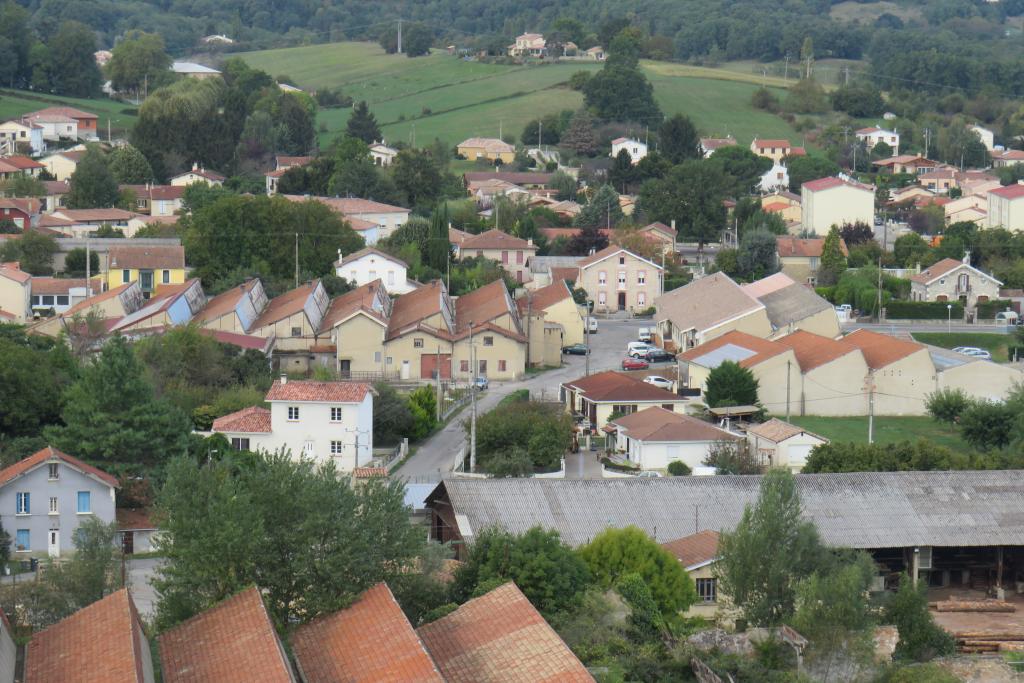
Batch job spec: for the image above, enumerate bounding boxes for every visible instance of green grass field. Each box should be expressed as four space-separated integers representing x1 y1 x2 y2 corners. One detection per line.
911 332 1013 363
238 42 799 148
786 415 969 450
0 89 136 138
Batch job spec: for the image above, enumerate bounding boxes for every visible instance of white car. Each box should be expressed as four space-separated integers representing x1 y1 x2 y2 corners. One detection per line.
954 346 992 360
627 342 657 358
643 376 673 390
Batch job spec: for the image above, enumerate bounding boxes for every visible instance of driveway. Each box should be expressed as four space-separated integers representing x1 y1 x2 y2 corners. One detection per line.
126 557 163 620
395 318 648 481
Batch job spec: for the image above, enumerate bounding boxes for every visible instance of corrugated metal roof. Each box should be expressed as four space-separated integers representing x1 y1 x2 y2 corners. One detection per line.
690 342 759 368
431 471 1024 549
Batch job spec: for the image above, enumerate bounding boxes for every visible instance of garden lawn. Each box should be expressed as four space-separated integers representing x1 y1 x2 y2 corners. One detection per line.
911 332 1013 363
785 415 970 451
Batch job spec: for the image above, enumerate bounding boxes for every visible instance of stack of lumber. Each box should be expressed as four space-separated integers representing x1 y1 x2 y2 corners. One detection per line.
954 632 1024 653
930 599 1016 613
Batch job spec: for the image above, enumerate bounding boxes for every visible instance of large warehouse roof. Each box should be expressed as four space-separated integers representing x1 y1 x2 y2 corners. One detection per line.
427 471 1024 549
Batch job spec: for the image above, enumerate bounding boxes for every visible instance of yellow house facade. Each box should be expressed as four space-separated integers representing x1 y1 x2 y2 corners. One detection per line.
662 531 723 620
31 281 144 337
456 137 516 163
105 245 187 298
0 263 31 322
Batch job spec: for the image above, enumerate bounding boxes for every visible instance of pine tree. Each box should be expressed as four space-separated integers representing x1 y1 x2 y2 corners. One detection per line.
559 109 598 156
345 101 382 144
819 225 848 286
658 114 700 164
424 202 451 272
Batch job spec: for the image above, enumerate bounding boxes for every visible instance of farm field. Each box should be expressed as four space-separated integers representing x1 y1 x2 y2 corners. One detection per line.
238 42 800 148
0 89 136 138
786 415 970 451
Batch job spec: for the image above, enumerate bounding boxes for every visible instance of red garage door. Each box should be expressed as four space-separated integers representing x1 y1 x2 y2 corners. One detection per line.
420 353 452 380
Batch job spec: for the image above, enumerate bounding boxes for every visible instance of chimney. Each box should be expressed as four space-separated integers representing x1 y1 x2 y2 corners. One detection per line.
671 219 676 233
527 238 533 246
963 250 971 265
280 373 287 385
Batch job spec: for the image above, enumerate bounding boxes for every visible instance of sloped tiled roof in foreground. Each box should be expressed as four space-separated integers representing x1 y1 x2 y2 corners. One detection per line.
427 471 1024 549
417 582 593 683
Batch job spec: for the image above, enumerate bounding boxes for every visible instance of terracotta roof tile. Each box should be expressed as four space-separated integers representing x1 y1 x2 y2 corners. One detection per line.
26 589 150 682
416 583 593 683
293 583 443 683
772 329 861 371
192 280 261 325
27 106 97 121
108 245 185 270
282 194 409 216
116 508 156 531
0 262 30 284
56 282 135 320
578 245 656 269
454 279 517 332
212 406 271 433
159 587 294 683
518 281 573 315
677 330 788 369
1 155 44 170
563 370 682 403
0 445 118 488
29 277 86 295
908 257 972 284
459 229 535 251
265 379 370 403
662 530 720 569
989 184 1024 200
457 138 515 154
319 280 389 331
655 272 762 333
752 139 792 149
463 172 553 185
54 208 136 222
252 281 318 330
387 281 445 335
841 329 925 369
776 236 849 258
747 418 826 444
610 407 738 443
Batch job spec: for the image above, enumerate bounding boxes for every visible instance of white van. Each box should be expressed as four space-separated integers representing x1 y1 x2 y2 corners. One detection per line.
638 327 653 343
585 317 598 333
627 342 657 358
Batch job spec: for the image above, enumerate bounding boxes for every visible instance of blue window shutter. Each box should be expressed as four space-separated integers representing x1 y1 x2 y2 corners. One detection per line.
16 530 28 550
77 491 90 513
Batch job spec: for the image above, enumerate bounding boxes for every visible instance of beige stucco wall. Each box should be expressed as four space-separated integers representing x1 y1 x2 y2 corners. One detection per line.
681 351 798 416
41 155 77 182
456 145 515 163
938 361 1024 404
0 276 29 322
778 256 815 284
199 311 245 334
870 349 935 416
588 399 685 430
542 296 585 346
802 185 874 235
684 563 722 620
987 193 1024 231
747 432 827 473
460 246 534 283
909 264 1002 308
334 314 388 373
798 352 870 416
253 311 315 351
700 309 773 346
767 307 840 340
578 252 662 313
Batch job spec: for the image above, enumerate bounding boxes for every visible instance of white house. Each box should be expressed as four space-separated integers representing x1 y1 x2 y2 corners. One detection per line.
0 120 44 155
759 160 789 193
610 407 740 471
746 418 828 473
970 124 995 151
610 138 647 165
855 126 900 154
170 164 226 187
369 142 398 167
986 183 1024 232
212 378 374 472
800 176 875 235
335 247 418 295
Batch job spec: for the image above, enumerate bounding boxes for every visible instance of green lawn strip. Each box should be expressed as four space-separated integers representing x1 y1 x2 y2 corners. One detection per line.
784 415 969 451
911 332 1012 363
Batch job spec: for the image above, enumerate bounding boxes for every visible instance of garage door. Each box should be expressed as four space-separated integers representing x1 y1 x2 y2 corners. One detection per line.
788 444 814 468
420 353 452 380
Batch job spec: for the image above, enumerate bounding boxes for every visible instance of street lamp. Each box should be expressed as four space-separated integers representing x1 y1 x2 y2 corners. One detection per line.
585 300 592 377
947 303 953 334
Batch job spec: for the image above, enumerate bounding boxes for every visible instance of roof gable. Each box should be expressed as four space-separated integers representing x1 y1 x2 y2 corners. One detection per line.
747 418 826 444
841 329 926 369
662 530 720 569
0 445 118 489
773 329 862 371
610 407 738 443
265 379 370 403
564 370 682 403
578 245 661 270
909 257 1001 286
655 272 763 333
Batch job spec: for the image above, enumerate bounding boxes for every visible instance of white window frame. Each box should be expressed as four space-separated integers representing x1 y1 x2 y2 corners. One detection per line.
287 406 300 421
598 271 606 285
330 440 343 454
15 492 29 516
48 463 59 480
330 407 343 422
638 271 646 285
49 497 58 515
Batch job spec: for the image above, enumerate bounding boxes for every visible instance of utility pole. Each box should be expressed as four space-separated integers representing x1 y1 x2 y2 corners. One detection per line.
876 256 883 322
294 233 299 288
867 370 875 444
498 119 502 140
844 65 850 85
584 300 591 376
397 19 402 54
785 359 791 422
446 222 452 292
924 128 931 159
85 234 91 297
784 54 790 82
469 321 477 472
538 120 542 152
435 345 442 422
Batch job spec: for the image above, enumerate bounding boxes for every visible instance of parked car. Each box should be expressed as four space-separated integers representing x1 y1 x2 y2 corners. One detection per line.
643 376 673 390
627 342 657 358
644 349 675 363
562 343 590 355
995 311 1020 324
636 470 661 478
953 346 992 360
638 327 653 343
622 357 650 370
586 317 598 333
473 376 489 391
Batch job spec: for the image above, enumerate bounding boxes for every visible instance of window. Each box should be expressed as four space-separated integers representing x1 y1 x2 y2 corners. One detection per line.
15 530 28 552
230 437 250 451
368 270 376 280
414 338 424 348
516 251 523 264
619 255 625 265
386 356 393 365
696 578 717 603
598 271 606 285
162 270 170 284
598 292 606 305
76 491 91 514
638 292 646 307
56 295 69 306
483 336 494 346
330 440 343 454
374 351 382 363
31 295 39 305
479 359 488 374
460 360 469 372
41 295 54 306
387 270 395 285
618 271 626 288
498 360 507 372
290 326 302 337
501 250 509 264
122 269 131 283
15 492 29 515
638 271 646 285
288 406 300 421
331 407 343 422
48 463 59 480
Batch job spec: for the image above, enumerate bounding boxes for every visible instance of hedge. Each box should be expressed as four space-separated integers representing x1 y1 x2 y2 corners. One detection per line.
975 299 1013 319
885 301 964 320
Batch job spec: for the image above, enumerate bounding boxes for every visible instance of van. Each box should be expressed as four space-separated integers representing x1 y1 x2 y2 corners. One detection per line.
627 342 657 358
585 317 598 333
638 327 653 343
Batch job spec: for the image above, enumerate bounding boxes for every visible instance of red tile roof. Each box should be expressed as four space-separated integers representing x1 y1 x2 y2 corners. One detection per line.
251 281 318 330
458 228 536 251
2 154 44 170
212 406 271 433
578 245 656 269
116 508 156 531
776 236 849 258
610 407 738 443
108 245 185 270
265 379 371 403
28 106 98 121
773 329 860 371
30 277 86 295
293 583 444 683
802 177 873 193
908 257 973 284
990 183 1024 200
842 328 925 369
319 280 390 330
463 172 553 186
676 330 788 369
662 530 720 569
752 139 792 149
283 194 409 215
518 281 573 315
25 589 150 682
159 587 294 683
416 582 593 683
454 279 517 331
0 261 30 284
563 370 682 403
747 418 826 444
192 280 261 325
0 445 118 488
387 281 445 334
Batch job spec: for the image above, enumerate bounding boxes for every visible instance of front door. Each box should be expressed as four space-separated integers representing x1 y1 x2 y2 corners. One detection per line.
617 292 626 311
401 359 410 379
48 529 59 557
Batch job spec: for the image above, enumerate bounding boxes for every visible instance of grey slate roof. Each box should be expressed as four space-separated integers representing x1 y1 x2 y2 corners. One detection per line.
757 283 833 331
428 471 1024 549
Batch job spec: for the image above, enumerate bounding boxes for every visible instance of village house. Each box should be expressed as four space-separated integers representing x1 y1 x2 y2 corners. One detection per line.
749 138 805 163
283 195 410 244
526 255 583 289
800 176 875 235
463 171 554 189
872 154 938 175
740 272 841 339
909 255 1002 309
211 378 374 471
0 198 39 229
0 119 44 155
39 149 86 181
758 160 789 193
159 587 295 683
508 32 547 57
516 280 586 365
25 589 151 682
47 208 137 237
746 419 829 473
119 184 184 217
451 228 537 283
855 126 900 154
918 168 957 194
31 281 145 338
655 272 770 351
609 407 739 471
467 178 530 206
192 278 269 334
0 446 117 558
457 137 516 163
761 190 802 224
699 137 737 158
929 343 1024 404
776 235 850 285
105 245 187 297
610 137 648 165
843 328 936 416
634 221 678 255
107 279 207 335
772 330 870 416
335 247 418 294
0 261 30 322
29 277 89 316
577 245 663 314
41 179 69 212
0 155 45 181
264 154 313 194
369 142 398 166
169 163 226 186
663 531 723 619
986 183 1024 231
990 149 1024 168
170 61 222 79
24 106 98 140
250 279 330 356
561 370 691 430
585 46 606 60
890 184 936 205
116 508 159 555
970 124 995 150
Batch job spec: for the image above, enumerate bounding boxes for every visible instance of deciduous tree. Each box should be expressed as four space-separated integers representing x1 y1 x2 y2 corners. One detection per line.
108 144 154 184
818 225 848 286
67 148 118 209
106 30 171 95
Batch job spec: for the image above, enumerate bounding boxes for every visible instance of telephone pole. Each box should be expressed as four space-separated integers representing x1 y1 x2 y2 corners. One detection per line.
469 322 477 472
85 234 91 297
784 54 790 82
785 359 791 422
867 370 876 444
294 233 299 287
435 345 442 421
397 19 402 54
923 128 932 158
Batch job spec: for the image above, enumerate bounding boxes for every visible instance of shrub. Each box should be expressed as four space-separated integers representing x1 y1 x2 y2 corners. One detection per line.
925 388 969 424
975 299 1013 319
884 578 955 662
667 460 690 476
751 87 780 112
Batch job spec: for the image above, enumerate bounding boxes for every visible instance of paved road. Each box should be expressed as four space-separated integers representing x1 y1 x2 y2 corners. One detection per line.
126 557 162 620
395 319 648 481
843 322 1015 335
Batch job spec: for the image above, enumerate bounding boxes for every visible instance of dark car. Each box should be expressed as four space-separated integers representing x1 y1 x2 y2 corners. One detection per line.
621 357 650 370
562 343 590 355
644 348 675 363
